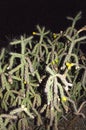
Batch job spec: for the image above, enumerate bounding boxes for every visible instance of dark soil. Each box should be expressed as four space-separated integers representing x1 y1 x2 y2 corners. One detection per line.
58 105 86 130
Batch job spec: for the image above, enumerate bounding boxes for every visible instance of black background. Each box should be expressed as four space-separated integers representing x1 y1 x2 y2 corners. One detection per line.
0 0 86 48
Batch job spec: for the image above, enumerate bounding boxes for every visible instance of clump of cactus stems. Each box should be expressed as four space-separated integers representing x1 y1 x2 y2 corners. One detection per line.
0 12 86 130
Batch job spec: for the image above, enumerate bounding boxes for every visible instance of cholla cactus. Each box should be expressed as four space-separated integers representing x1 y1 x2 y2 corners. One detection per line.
0 12 86 130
